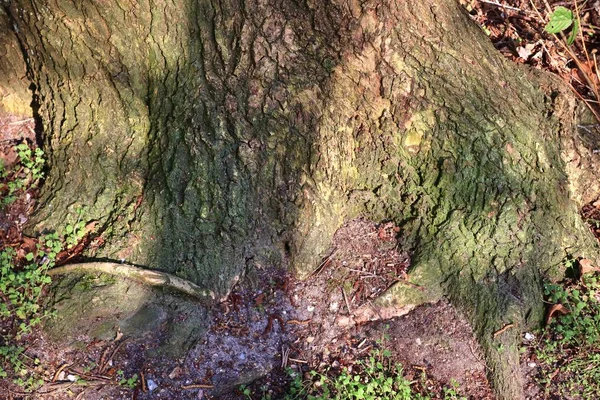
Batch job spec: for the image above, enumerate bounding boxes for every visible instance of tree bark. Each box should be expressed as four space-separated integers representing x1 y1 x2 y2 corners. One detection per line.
4 0 600 398
0 6 32 119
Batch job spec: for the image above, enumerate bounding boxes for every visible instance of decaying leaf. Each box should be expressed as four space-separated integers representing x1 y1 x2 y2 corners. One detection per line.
579 258 600 276
546 303 569 325
255 293 266 306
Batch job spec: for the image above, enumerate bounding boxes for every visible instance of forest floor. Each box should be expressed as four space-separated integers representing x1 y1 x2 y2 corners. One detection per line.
2 0 600 399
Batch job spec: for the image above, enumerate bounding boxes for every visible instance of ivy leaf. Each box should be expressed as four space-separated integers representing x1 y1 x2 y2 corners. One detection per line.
545 6 573 34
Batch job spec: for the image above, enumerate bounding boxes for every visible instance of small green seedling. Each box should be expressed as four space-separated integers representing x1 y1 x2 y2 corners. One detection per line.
117 370 139 389
545 6 579 45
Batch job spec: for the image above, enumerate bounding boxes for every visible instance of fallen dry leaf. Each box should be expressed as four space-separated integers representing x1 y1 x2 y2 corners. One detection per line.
255 293 265 306
545 303 569 325
579 258 600 277
20 236 37 253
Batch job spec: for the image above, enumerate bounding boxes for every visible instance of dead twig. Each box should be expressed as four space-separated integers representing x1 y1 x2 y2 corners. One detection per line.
343 266 379 278
342 287 352 314
309 249 337 278
52 363 71 382
288 357 308 364
140 371 147 393
70 372 113 382
108 338 127 363
98 346 112 374
182 383 215 389
37 380 107 395
358 345 373 354
98 338 127 374
480 0 526 13
281 345 290 368
263 314 285 335
7 118 34 125
493 323 515 338
286 318 311 326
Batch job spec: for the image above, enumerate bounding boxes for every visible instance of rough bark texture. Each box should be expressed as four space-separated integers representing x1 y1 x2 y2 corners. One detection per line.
0 6 31 117
4 0 600 398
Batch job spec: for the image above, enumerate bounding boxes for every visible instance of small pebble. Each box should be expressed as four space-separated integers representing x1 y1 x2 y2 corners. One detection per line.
524 332 535 341
528 362 536 368
307 305 315 312
147 379 158 392
415 338 422 345
67 374 79 382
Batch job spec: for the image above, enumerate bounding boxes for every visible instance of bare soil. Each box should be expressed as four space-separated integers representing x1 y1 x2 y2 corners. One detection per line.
1 214 495 399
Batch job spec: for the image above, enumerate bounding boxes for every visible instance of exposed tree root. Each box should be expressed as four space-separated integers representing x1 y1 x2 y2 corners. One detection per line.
48 262 215 303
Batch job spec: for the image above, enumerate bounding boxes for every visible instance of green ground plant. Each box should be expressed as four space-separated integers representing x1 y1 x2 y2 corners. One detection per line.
280 344 466 400
534 266 600 398
117 369 139 389
283 349 428 400
539 2 600 122
63 206 88 250
1 142 45 207
0 142 95 391
241 325 468 399
0 233 59 391
0 142 53 391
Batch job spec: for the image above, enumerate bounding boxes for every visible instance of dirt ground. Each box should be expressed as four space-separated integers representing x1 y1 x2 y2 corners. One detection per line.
1 217 496 399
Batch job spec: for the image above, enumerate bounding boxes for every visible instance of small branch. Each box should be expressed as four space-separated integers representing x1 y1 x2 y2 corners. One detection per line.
288 357 308 364
286 318 311 326
182 383 215 389
263 314 285 335
140 371 147 393
48 262 215 303
281 345 290 368
342 287 352 314
493 323 515 338
52 363 71 382
309 249 337 277
479 0 525 13
7 118 34 125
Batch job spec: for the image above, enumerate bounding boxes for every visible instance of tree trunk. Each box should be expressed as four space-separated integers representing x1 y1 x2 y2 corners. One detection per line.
4 0 600 398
